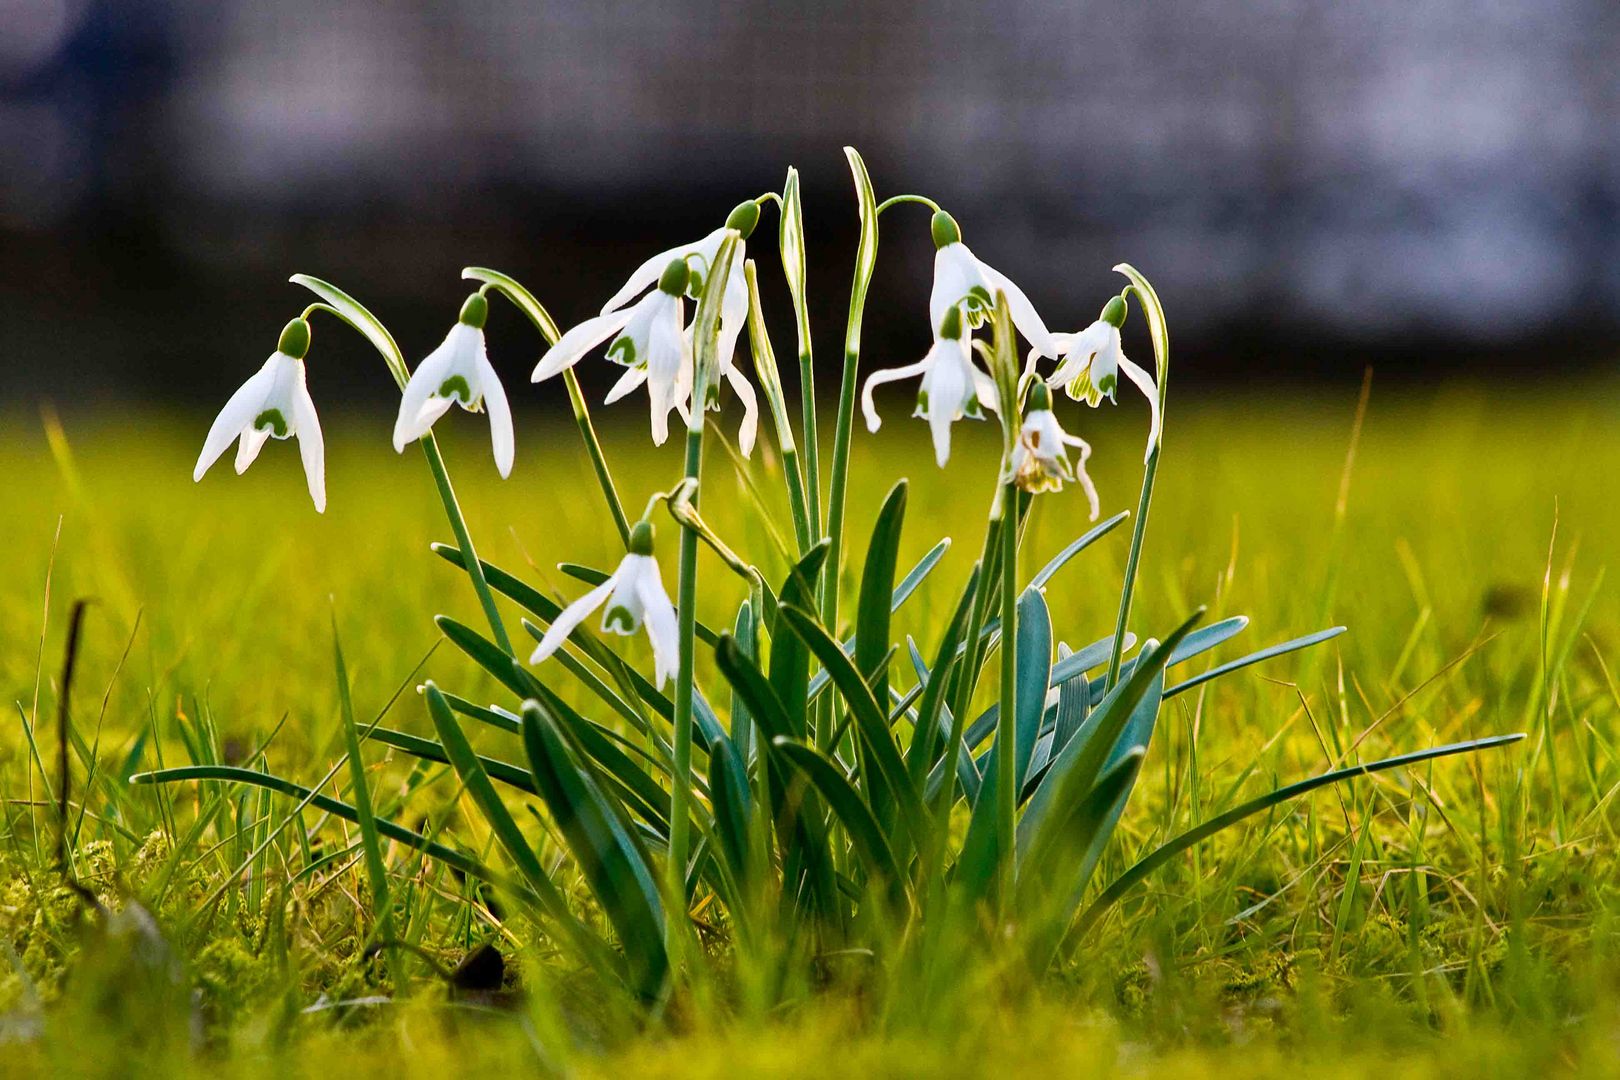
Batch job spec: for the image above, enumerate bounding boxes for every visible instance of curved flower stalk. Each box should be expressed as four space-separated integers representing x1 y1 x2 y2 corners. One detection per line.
1009 383 1100 517
530 520 678 688
535 260 694 446
537 201 762 453
193 317 326 512
861 306 996 467
1045 294 1161 462
928 210 1058 358
393 293 514 477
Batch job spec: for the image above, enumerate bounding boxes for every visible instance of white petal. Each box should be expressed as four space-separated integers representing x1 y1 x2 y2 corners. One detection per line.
645 298 688 445
600 566 646 635
717 264 749 376
193 355 277 481
1045 321 1110 391
289 370 326 513
604 364 648 404
929 244 984 334
598 228 723 315
394 330 460 450
972 367 999 415
859 355 933 433
233 426 272 474
533 308 634 382
478 353 515 478
530 575 617 664
1117 354 1162 462
634 558 679 689
922 344 967 467
725 362 759 457
979 261 1058 358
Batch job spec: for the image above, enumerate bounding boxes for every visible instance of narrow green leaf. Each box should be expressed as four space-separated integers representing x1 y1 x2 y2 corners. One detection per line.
770 541 830 739
1075 733 1527 935
1164 625 1346 698
1029 512 1130 589
773 738 906 906
521 700 669 997
332 617 389 928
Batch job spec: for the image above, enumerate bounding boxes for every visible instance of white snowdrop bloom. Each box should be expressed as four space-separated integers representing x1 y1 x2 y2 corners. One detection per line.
529 521 678 688
193 318 326 512
1044 295 1161 461
392 293 514 476
861 305 997 467
1009 383 1100 517
534 259 694 445
927 211 1058 359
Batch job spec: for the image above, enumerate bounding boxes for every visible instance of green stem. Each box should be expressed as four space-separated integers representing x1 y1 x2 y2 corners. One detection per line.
422 436 513 656
1104 442 1159 691
996 481 1018 904
563 369 631 546
668 425 703 916
462 267 630 547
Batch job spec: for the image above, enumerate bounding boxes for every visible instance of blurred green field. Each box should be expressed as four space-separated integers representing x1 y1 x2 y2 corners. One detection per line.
0 380 1617 1075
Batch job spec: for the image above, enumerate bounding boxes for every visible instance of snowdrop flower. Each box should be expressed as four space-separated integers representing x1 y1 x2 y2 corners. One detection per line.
193 318 326 512
392 293 514 476
1045 295 1161 460
928 211 1058 358
534 259 694 445
1009 382 1100 517
530 521 678 688
539 201 762 453
861 305 997 467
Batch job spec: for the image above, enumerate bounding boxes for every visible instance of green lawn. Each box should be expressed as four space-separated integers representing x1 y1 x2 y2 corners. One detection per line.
0 381 1616 1076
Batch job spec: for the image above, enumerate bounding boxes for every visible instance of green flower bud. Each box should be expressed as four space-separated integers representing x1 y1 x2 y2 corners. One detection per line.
1027 381 1054 412
658 258 691 296
938 304 963 341
459 292 489 329
278 318 311 360
628 519 656 556
930 210 962 249
725 199 761 239
1101 295 1127 328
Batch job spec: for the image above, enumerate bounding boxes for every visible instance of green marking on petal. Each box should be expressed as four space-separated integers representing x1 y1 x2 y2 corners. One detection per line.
1098 372 1117 396
963 395 984 420
438 374 473 403
253 409 289 437
603 604 638 634
913 389 930 417
607 336 637 366
967 284 993 309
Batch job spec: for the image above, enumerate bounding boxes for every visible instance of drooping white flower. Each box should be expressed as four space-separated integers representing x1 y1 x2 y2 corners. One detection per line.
530 521 678 688
1044 296 1161 461
193 318 326 512
928 211 1058 359
393 293 514 476
861 305 997 467
554 200 761 454
534 259 693 445
1008 383 1100 517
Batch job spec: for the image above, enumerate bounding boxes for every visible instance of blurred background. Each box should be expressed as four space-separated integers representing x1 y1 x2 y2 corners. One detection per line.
2 0 1618 411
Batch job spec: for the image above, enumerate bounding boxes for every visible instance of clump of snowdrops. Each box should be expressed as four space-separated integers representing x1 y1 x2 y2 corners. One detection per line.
159 150 1521 1007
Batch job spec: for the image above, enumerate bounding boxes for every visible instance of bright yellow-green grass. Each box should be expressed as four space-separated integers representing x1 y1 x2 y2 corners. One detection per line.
0 380 1616 1076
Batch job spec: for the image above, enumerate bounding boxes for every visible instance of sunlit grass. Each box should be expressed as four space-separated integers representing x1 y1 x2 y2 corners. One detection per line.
0 380 1616 1074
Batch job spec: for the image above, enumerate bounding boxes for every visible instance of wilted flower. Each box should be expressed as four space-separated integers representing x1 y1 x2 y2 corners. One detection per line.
928 210 1058 357
1045 295 1161 461
530 521 678 687
1009 382 1099 517
193 318 326 512
393 293 514 476
861 305 996 467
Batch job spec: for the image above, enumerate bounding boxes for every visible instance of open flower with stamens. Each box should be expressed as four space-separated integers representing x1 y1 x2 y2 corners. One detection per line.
862 306 997 467
928 211 1058 358
193 317 326 512
393 293 514 476
535 259 694 445
1045 295 1161 461
1009 382 1100 516
530 521 678 688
